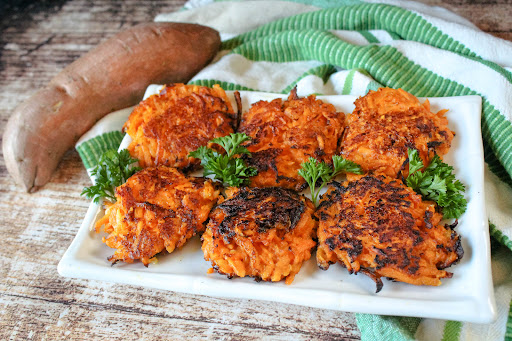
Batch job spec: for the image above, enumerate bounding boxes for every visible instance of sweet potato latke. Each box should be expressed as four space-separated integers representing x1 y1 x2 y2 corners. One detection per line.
239 89 344 191
124 83 236 170
316 175 463 292
202 187 317 284
95 166 220 265
341 88 454 177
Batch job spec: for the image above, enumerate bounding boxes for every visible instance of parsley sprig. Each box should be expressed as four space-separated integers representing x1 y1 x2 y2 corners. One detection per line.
406 149 467 219
81 149 141 204
299 156 363 206
189 133 257 187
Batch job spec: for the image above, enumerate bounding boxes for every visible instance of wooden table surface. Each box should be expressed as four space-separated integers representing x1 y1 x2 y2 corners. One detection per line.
1 1 510 339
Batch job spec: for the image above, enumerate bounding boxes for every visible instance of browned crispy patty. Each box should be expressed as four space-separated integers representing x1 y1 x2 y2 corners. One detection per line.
202 187 317 284
95 166 221 265
316 175 463 292
239 89 345 191
124 83 236 171
341 88 454 178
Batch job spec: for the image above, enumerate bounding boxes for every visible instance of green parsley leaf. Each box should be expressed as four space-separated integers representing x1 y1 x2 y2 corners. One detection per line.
298 158 332 206
407 149 424 174
406 149 467 219
299 156 363 206
81 149 141 204
332 155 363 177
211 133 252 158
189 133 257 187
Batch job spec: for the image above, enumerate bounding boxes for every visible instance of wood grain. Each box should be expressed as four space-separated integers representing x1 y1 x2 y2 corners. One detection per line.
0 0 510 340
422 0 512 40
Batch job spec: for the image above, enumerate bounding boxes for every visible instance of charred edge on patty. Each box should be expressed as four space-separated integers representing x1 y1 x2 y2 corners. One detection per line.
445 219 458 230
319 176 412 211
234 91 242 130
427 141 443 153
241 148 301 188
444 232 464 268
289 86 299 101
215 187 306 238
359 268 384 293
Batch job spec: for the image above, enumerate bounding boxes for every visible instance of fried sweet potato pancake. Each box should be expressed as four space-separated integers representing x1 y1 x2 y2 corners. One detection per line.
239 90 344 191
124 83 236 170
341 88 454 178
95 166 220 265
202 187 317 284
316 175 463 292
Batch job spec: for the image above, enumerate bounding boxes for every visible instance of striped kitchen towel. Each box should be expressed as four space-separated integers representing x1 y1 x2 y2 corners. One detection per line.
76 1 512 339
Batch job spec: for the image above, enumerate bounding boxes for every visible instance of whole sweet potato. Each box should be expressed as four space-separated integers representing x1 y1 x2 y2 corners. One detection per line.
3 22 220 192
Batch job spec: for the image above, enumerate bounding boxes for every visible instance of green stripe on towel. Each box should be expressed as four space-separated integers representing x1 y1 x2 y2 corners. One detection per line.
281 64 337 94
442 321 462 341
490 222 512 252
356 314 420 341
223 4 476 59
506 300 512 341
76 131 125 170
359 30 380 43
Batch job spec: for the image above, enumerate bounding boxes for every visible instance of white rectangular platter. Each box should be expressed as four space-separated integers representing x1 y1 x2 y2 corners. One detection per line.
59 86 496 323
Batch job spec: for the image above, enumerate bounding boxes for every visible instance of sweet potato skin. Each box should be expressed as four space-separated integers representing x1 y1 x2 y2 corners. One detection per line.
3 22 221 192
